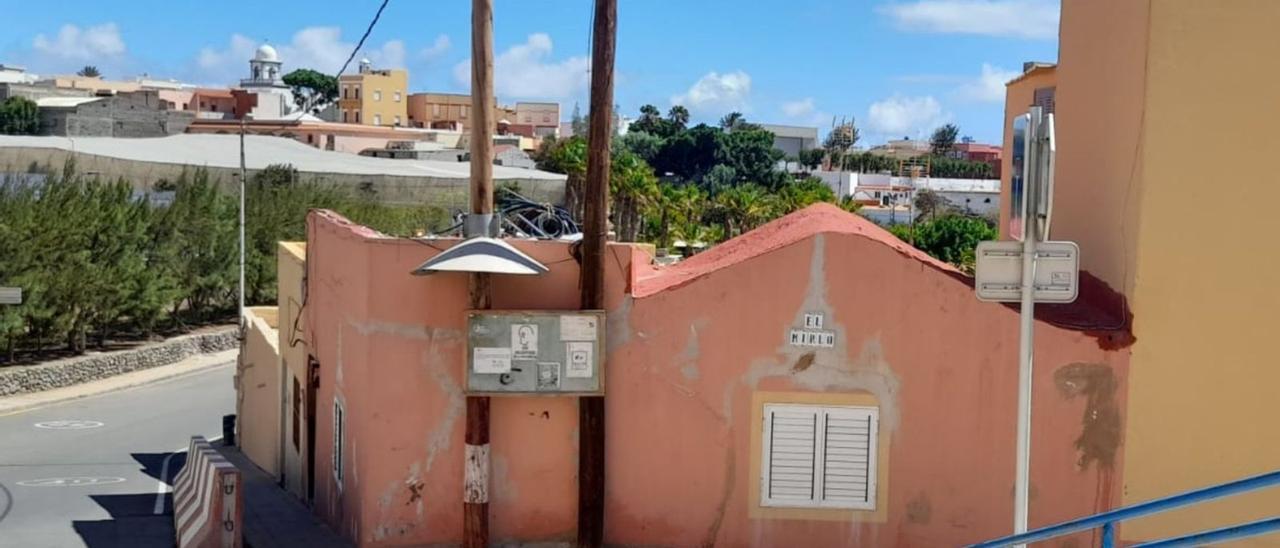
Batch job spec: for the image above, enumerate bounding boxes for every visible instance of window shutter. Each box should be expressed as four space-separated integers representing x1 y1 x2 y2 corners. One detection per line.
763 405 819 505
820 407 877 508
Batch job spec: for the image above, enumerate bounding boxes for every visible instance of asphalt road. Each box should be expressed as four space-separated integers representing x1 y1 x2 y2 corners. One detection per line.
0 361 234 548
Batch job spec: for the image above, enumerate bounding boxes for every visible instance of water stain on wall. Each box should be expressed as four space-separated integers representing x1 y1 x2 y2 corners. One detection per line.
1053 362 1121 470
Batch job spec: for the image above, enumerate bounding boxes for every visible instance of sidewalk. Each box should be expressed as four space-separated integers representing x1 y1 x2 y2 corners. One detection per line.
0 349 237 416
214 442 353 548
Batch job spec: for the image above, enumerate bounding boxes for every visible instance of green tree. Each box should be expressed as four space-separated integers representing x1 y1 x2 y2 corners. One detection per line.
570 102 587 136
930 123 960 157
282 68 339 113
719 111 745 131
629 104 671 137
654 124 722 182
610 151 659 242
619 131 663 164
716 127 785 188
0 97 40 135
798 148 825 171
889 214 996 272
667 105 690 130
77 65 101 78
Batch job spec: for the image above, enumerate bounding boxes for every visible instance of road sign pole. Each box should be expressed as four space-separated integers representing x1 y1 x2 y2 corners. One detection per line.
1013 107 1044 543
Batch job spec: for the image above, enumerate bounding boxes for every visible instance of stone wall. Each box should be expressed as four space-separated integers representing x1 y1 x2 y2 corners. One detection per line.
0 328 239 396
38 90 195 138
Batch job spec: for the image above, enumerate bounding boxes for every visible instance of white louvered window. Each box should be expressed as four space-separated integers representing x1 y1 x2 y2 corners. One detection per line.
761 404 878 510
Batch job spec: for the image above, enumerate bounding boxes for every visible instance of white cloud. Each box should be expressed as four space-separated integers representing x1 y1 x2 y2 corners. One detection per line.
781 97 832 127
32 23 126 60
453 33 588 100
195 27 407 86
420 34 451 61
782 98 815 118
867 95 946 138
670 71 752 116
956 63 1020 102
879 0 1059 40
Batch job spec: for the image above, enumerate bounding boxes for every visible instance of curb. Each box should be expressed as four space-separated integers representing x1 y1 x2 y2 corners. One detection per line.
0 351 237 416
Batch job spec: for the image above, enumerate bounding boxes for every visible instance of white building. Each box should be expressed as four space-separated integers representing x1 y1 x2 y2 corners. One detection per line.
238 44 301 121
0 64 38 85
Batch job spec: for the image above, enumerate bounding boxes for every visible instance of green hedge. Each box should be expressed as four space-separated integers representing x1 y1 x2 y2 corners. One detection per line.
0 162 448 361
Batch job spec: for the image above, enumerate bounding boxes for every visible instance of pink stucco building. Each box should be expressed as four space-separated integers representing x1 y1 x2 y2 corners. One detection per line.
256 204 1131 546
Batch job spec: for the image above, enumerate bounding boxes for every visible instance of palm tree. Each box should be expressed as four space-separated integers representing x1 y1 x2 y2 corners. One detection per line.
76 66 101 78
667 105 690 129
719 111 745 131
930 123 960 156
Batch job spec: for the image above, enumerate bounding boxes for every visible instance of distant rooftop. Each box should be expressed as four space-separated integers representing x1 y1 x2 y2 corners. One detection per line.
35 97 102 108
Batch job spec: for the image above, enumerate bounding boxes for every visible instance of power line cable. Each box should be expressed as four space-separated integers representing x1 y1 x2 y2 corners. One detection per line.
336 0 392 78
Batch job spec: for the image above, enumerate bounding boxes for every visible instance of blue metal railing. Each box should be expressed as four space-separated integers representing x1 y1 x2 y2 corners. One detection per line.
970 470 1280 548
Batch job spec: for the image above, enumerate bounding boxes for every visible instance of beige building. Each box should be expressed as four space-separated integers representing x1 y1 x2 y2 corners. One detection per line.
338 59 408 127
1001 1 1280 544
36 75 142 95
406 92 515 131
514 101 560 137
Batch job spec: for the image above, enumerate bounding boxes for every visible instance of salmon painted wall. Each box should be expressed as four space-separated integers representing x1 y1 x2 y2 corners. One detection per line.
303 205 1129 546
1118 1 1280 543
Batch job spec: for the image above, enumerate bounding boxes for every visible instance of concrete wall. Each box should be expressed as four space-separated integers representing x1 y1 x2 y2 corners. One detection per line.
301 205 1128 547
278 242 310 500
0 147 565 209
1115 1 1280 543
237 307 281 477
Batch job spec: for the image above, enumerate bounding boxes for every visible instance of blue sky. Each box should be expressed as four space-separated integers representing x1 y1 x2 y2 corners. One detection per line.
0 0 1059 145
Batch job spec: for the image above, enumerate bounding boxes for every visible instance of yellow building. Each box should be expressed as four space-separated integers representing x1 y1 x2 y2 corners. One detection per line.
338 59 408 127
1003 1 1280 544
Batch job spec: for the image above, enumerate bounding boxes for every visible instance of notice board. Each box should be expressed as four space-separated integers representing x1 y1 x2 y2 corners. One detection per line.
466 310 605 395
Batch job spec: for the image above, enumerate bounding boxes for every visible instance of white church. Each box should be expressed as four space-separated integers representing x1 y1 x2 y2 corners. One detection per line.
237 44 324 121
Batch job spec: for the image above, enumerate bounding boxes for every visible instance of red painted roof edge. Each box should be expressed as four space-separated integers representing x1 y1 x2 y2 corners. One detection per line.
632 203 964 298
308 208 391 240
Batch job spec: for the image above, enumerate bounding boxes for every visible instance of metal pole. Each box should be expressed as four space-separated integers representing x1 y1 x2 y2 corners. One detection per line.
463 1 495 546
1013 107 1042 542
578 0 616 545
239 119 247 328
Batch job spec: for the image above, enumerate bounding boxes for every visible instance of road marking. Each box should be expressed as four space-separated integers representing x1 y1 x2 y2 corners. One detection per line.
154 452 179 514
16 476 126 487
154 435 222 515
0 482 11 525
34 420 104 430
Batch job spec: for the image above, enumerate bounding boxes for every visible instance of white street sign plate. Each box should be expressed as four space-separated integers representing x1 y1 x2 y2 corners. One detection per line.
975 241 1079 303
0 287 20 305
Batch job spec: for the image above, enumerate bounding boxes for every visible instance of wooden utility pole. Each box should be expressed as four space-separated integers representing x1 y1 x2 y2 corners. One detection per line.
578 0 616 546
463 0 495 546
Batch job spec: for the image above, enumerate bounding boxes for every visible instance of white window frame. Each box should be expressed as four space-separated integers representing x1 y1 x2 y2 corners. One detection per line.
393 91 401 102
373 89 381 102
760 403 878 510
333 397 345 489
374 114 382 126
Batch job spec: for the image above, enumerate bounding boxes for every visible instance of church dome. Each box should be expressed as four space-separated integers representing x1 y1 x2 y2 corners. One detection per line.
254 44 280 62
